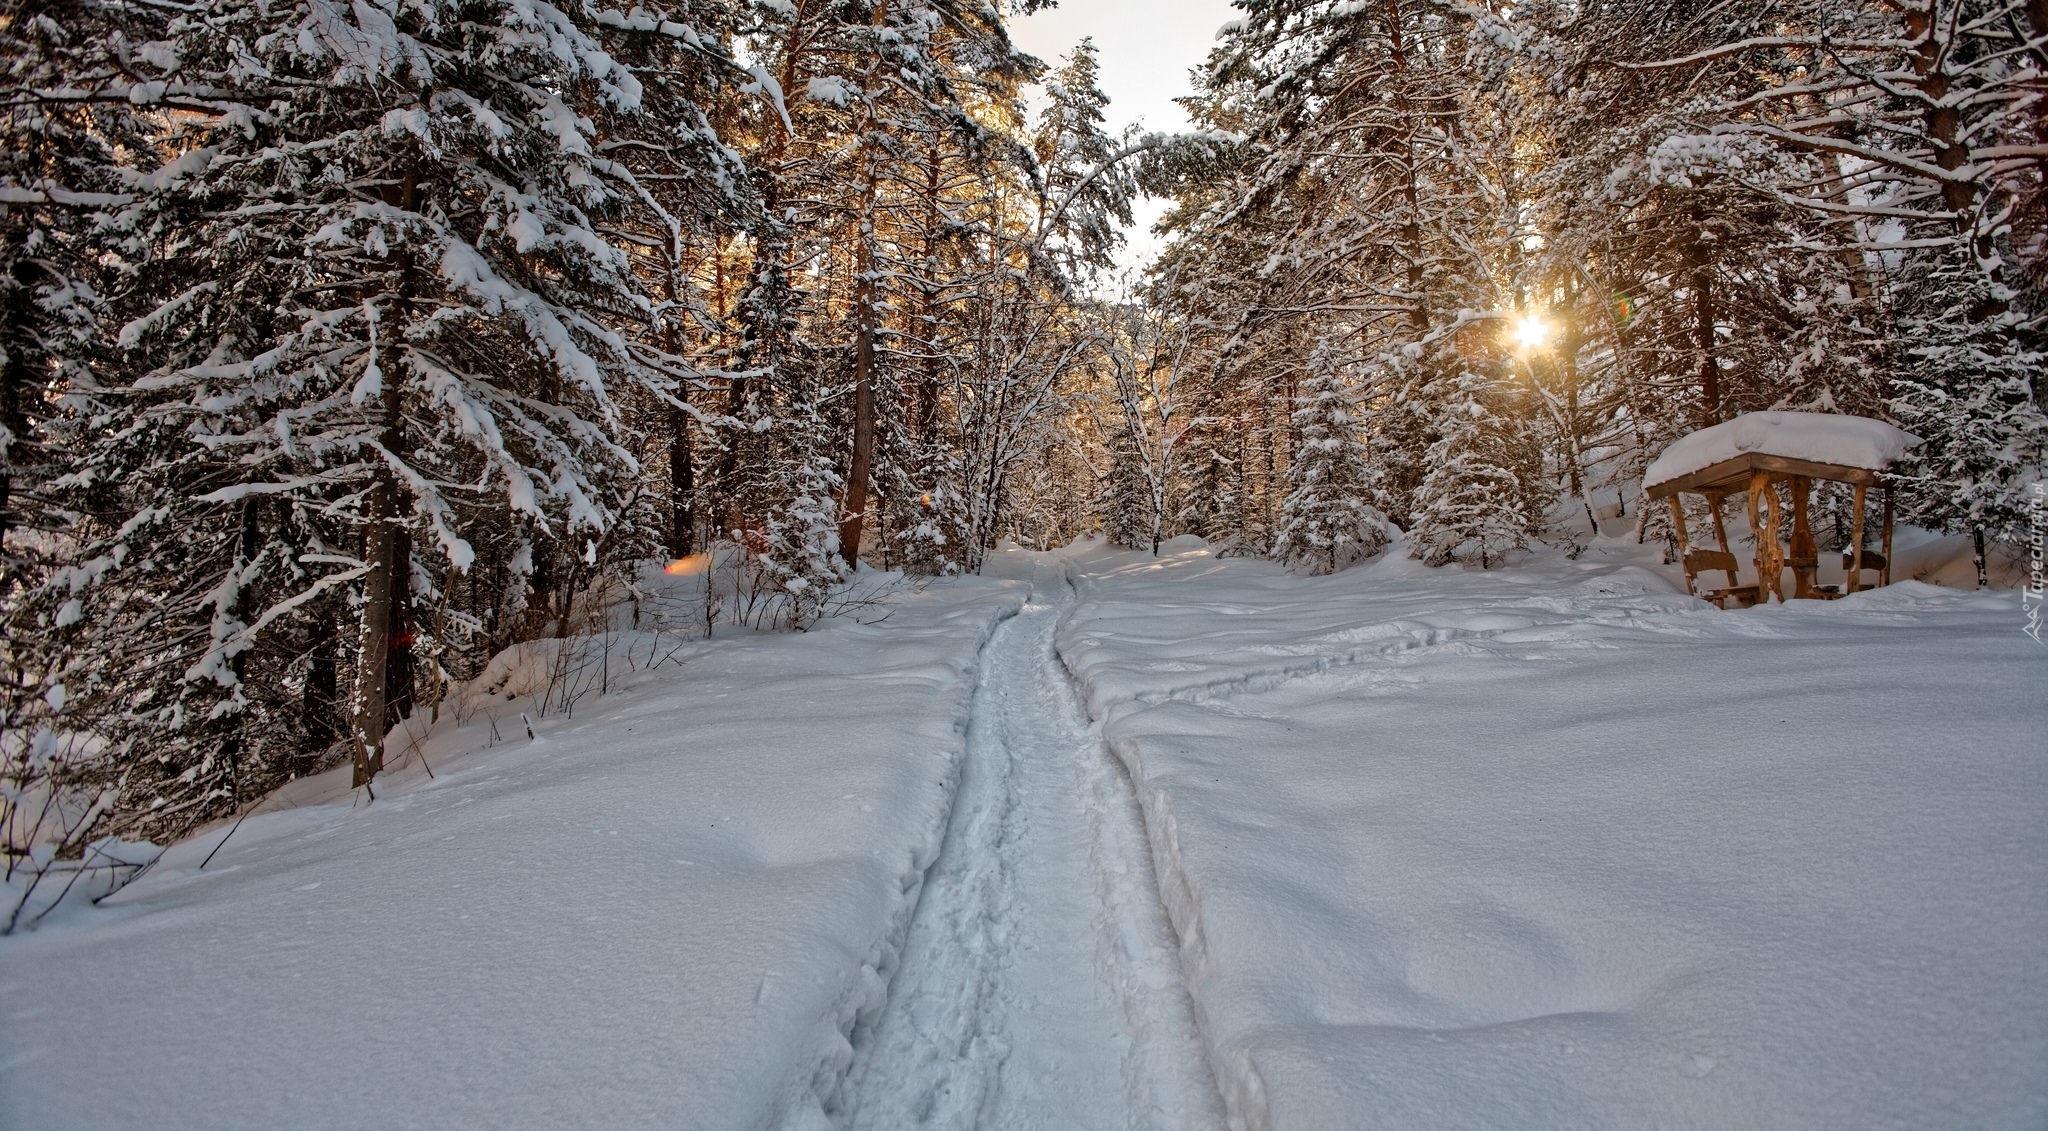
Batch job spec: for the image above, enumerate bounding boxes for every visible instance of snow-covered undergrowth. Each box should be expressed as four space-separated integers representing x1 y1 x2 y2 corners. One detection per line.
0 574 1025 1131
1056 535 2046 1130
0 546 911 932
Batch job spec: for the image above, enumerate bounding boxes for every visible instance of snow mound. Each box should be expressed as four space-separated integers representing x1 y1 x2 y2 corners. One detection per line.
1643 411 1920 489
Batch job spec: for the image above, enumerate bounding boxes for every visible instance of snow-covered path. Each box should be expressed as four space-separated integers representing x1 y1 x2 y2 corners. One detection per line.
843 555 1227 1131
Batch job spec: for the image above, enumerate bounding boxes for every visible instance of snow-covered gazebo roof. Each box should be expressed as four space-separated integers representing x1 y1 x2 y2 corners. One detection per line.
1643 411 1921 497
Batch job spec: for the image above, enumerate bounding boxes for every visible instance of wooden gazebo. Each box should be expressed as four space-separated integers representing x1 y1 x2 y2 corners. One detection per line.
1643 412 1921 606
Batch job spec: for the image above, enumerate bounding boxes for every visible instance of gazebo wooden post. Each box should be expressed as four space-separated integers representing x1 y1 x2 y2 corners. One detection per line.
1706 492 1739 588
1846 484 1868 595
1748 471 1784 603
1746 474 1764 601
1667 495 1698 597
1880 483 1895 587
1788 475 1818 598
1766 481 1785 602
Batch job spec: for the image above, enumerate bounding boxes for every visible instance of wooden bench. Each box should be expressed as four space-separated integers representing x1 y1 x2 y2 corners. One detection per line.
1684 549 1739 577
1700 584 1762 609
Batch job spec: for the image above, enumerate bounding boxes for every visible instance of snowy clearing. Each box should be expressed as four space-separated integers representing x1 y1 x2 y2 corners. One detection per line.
1057 536 2046 1130
4 535 2044 1131
1 578 1025 1131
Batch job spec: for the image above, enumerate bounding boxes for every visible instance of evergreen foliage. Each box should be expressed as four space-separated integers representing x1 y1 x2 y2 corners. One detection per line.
1272 344 1387 574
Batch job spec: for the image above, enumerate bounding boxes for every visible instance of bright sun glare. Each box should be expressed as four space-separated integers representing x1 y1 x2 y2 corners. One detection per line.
1511 314 1552 352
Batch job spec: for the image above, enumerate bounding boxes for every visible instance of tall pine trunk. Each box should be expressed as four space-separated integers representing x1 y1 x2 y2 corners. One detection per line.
842 263 877 564
839 2 890 565
0 256 34 550
351 161 419 790
1686 199 1719 426
350 461 396 789
666 259 696 557
384 525 416 733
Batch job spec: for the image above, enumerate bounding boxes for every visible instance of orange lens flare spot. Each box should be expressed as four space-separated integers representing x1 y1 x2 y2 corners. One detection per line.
664 554 711 577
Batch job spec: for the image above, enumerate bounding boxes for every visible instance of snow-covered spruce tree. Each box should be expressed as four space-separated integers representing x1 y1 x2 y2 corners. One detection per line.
576 2 757 562
0 0 210 851
91 0 660 808
1409 368 1548 568
1889 249 2048 585
1272 344 1387 574
877 395 967 575
1099 424 1157 551
1170 422 1240 546
756 408 845 628
1354 353 1441 532
872 117 973 579
0 0 153 556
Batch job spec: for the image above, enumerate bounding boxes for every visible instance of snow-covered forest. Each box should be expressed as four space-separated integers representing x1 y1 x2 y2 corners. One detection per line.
6 0 2040 862
2 2 2045 1126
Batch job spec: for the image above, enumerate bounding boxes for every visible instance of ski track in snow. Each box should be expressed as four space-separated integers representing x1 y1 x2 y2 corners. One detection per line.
838 555 1228 1131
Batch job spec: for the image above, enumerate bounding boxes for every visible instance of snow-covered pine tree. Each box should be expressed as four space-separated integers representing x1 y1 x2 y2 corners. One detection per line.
1272 342 1387 574
1170 421 1240 547
1099 423 1156 551
733 0 1050 574
1409 368 1548 568
912 35 1142 568
0 0 231 849
876 380 967 575
756 407 846 627
87 0 662 810
1889 254 2048 585
1355 356 1439 532
577 1 757 561
1032 38 1136 284
868 21 1039 577
1160 0 1527 538
0 0 152 555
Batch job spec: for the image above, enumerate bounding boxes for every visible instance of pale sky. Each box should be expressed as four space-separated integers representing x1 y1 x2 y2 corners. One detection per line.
1010 0 1242 273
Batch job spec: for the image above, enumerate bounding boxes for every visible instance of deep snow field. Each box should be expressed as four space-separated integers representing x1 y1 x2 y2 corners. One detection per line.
2 532 2043 1131
1057 537 2045 1130
1 576 1030 1130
